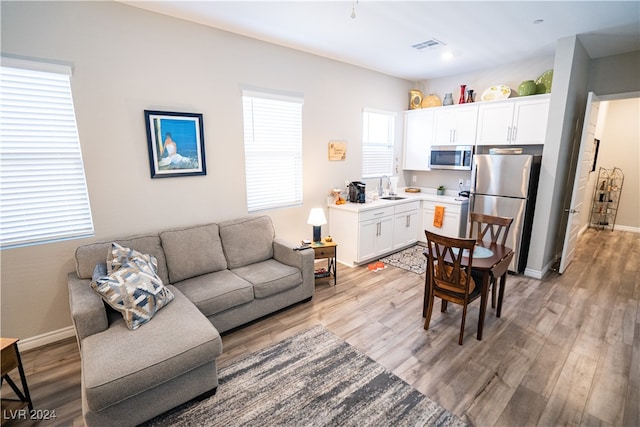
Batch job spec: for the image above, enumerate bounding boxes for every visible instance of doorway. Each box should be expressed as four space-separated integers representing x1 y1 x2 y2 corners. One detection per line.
558 92 640 273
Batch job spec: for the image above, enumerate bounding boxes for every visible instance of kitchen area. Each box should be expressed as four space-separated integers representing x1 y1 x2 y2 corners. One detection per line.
328 89 550 276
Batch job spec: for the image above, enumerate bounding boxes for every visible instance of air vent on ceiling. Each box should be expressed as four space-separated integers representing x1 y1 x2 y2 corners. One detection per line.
411 38 446 50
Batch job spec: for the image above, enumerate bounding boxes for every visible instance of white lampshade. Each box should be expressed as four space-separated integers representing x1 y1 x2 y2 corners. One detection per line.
307 208 327 226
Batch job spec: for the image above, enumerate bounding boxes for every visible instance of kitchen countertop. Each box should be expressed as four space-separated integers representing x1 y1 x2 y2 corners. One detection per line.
328 187 469 212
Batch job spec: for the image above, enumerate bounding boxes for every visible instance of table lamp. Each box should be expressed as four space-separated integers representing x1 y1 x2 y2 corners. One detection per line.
307 208 327 242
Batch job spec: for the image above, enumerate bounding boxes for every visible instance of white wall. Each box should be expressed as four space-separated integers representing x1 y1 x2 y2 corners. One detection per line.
527 36 592 277
595 98 640 230
0 1 412 343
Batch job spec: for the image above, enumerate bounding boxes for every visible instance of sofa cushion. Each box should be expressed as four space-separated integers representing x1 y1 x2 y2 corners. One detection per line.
219 216 274 269
160 224 227 283
232 259 302 299
75 234 169 284
173 270 254 317
81 285 222 412
91 243 174 330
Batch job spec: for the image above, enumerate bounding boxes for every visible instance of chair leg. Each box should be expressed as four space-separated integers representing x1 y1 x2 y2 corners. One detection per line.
497 274 507 318
441 300 448 312
458 303 467 345
424 293 435 330
422 274 429 317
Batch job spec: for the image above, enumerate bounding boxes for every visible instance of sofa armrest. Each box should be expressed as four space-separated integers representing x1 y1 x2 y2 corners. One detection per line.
273 237 314 282
68 272 108 347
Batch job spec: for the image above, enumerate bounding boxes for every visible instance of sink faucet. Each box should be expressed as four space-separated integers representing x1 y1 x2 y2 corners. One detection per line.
379 175 392 196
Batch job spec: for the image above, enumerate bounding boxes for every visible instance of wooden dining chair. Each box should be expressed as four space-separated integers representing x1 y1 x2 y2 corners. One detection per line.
468 212 514 311
423 230 480 345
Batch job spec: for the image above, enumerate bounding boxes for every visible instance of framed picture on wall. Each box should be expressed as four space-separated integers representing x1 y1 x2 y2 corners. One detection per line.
144 110 206 178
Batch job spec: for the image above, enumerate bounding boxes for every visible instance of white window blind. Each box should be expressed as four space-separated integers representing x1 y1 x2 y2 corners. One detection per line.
0 60 94 249
362 109 396 178
242 90 303 212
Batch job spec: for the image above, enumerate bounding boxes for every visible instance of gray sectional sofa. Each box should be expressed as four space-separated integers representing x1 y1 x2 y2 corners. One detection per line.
68 215 315 427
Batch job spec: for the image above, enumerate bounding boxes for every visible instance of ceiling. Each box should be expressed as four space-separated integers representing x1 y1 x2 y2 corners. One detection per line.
121 1 640 81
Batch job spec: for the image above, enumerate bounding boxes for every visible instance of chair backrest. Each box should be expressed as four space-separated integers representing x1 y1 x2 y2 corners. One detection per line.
468 212 513 245
424 230 476 295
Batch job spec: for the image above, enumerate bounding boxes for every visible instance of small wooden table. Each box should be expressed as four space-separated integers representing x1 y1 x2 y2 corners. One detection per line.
1 338 33 423
423 242 513 341
311 239 337 286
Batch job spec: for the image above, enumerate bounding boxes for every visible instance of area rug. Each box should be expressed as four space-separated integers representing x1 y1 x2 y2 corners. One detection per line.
379 244 427 274
142 325 465 427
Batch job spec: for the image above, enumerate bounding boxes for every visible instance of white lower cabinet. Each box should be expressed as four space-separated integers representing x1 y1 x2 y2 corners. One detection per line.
329 201 420 266
392 201 420 249
329 199 467 266
358 215 394 261
420 199 469 241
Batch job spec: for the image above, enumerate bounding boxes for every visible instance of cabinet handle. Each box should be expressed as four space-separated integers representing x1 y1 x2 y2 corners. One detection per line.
406 215 410 227
512 126 517 142
373 212 384 216
452 129 456 143
507 126 511 142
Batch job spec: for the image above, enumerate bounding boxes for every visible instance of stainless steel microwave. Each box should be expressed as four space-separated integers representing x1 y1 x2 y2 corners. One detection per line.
429 145 473 170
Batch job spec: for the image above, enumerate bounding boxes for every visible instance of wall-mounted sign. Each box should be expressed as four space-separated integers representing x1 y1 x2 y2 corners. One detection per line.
328 141 346 161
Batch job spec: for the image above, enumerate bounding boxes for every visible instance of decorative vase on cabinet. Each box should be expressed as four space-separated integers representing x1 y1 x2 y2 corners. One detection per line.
518 80 537 96
458 85 467 104
443 93 454 106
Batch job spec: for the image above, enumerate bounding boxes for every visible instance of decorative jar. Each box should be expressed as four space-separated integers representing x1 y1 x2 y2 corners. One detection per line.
518 80 537 96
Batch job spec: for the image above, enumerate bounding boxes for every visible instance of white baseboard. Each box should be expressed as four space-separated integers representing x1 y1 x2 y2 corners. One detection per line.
612 224 640 233
524 257 556 279
17 326 76 352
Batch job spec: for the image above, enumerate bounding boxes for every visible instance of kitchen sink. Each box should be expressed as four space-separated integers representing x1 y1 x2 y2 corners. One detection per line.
381 196 406 200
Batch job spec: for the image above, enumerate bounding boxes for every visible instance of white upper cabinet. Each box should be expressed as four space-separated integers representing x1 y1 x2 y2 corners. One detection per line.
432 104 478 146
476 95 550 145
403 109 434 171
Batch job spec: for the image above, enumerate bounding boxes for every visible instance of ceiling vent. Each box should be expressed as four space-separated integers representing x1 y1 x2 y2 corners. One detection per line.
411 39 446 50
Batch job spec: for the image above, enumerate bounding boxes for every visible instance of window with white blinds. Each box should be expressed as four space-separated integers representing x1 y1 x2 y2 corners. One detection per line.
242 90 303 213
0 58 94 249
362 109 396 178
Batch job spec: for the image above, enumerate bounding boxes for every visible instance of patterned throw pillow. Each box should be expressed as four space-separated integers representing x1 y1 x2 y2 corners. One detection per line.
91 243 174 330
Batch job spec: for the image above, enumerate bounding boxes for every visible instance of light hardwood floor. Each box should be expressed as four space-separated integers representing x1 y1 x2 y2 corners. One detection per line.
4 228 638 426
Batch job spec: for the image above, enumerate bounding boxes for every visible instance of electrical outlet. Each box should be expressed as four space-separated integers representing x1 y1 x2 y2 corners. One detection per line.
412 175 417 183
458 179 464 188
466 180 471 187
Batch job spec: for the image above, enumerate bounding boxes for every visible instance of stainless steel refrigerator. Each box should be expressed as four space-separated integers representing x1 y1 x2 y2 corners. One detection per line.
470 154 541 273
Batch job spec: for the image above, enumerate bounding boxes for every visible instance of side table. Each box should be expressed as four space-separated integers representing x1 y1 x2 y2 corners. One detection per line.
1 338 33 423
311 239 337 286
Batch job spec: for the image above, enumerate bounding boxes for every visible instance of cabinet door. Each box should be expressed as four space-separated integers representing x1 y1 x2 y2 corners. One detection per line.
453 106 479 145
403 109 434 171
433 109 456 144
393 210 419 249
376 216 394 255
476 102 514 146
512 98 550 145
422 207 461 238
358 219 378 261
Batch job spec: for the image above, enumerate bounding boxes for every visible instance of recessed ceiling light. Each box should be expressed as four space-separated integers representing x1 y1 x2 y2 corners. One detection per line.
533 19 544 24
441 52 454 60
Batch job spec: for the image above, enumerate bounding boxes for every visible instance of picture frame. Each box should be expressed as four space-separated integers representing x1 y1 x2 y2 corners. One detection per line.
144 110 206 178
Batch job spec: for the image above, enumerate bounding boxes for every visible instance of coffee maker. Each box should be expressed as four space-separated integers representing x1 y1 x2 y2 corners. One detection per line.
348 181 366 203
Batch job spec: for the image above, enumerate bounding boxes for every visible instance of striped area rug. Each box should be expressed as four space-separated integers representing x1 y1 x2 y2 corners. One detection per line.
142 325 465 427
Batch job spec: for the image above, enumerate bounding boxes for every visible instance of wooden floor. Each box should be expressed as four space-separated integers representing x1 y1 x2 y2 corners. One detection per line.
3 228 638 426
